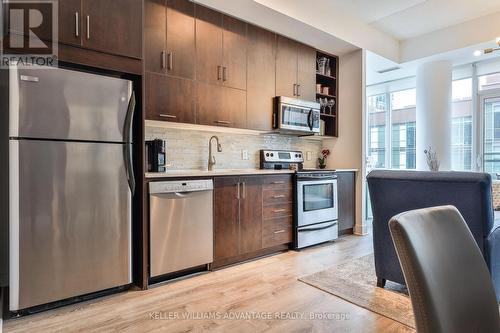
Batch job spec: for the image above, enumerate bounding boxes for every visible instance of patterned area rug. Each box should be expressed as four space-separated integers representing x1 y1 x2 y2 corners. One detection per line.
299 255 415 329
300 254 500 329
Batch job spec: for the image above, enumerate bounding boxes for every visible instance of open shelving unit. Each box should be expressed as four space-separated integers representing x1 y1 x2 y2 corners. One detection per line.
316 50 339 137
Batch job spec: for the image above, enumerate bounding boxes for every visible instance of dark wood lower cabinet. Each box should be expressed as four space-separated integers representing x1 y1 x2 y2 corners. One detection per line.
213 175 292 268
239 177 263 254
337 171 356 235
214 177 240 261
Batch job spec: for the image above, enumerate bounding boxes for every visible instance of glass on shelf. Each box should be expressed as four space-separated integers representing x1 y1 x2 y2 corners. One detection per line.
317 57 327 75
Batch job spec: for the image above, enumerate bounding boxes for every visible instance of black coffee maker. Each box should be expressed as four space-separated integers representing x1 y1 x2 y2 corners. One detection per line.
145 139 166 172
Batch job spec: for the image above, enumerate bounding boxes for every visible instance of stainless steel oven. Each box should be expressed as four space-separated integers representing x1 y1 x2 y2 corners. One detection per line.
274 96 320 134
295 171 338 249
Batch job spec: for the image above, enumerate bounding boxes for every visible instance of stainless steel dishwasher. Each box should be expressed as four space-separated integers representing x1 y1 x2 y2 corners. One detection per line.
149 179 213 278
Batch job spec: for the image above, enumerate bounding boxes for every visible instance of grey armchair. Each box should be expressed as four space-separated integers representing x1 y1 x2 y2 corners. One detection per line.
389 206 500 333
367 170 500 301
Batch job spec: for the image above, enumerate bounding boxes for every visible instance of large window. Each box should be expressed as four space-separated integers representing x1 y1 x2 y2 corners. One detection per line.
483 96 500 175
367 94 387 168
366 88 416 170
391 89 416 169
451 78 473 171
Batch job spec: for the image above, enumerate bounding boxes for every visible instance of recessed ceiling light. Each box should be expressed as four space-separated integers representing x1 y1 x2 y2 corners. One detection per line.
473 50 482 57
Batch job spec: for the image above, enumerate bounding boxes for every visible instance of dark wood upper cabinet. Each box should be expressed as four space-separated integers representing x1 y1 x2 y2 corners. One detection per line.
214 177 240 261
246 25 275 131
276 36 317 101
221 15 247 90
144 0 195 77
195 6 247 90
195 5 223 85
275 35 298 99
82 0 142 59
145 73 196 123
297 43 317 101
196 82 246 129
58 0 82 46
239 177 263 254
166 0 195 79
144 0 167 73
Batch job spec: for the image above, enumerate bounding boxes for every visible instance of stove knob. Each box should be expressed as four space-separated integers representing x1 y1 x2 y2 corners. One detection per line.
270 153 274 157
266 153 269 157
299 154 302 158
295 154 298 158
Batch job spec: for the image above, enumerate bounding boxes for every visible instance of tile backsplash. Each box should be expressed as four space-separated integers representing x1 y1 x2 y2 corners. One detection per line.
145 126 322 170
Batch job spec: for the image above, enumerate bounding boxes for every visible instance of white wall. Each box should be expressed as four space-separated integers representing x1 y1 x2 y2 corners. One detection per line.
323 49 366 234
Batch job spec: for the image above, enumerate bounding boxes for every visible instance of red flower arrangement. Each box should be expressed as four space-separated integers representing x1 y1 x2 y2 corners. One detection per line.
318 148 330 169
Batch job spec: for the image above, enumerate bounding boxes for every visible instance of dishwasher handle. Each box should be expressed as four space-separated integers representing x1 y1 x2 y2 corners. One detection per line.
153 190 211 199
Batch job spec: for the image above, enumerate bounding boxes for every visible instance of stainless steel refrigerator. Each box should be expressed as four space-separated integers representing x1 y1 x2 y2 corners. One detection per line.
8 65 135 311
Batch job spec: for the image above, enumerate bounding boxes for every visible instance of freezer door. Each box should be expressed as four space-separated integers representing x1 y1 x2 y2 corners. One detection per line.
9 140 132 310
9 66 133 142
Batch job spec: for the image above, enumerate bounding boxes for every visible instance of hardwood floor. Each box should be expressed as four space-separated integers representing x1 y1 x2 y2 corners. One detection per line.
4 235 413 333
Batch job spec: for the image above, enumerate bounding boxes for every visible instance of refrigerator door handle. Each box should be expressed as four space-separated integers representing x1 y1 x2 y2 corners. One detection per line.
123 91 136 194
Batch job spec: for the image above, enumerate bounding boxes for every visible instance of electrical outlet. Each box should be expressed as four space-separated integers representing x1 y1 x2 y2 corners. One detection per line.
306 151 313 161
241 149 249 160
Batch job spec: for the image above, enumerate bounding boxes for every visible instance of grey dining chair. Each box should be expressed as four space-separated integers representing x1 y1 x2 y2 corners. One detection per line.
389 205 500 333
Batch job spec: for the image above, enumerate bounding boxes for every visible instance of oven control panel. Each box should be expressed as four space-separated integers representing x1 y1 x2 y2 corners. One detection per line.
260 150 304 163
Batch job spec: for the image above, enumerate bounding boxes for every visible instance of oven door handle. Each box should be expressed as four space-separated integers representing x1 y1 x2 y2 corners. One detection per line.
297 176 337 181
307 109 313 131
299 221 338 232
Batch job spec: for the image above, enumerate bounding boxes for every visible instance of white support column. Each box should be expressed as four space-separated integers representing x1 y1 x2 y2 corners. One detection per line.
416 60 453 171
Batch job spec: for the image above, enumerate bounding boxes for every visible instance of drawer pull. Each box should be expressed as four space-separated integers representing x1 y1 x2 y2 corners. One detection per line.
274 229 286 234
161 51 166 69
273 194 285 198
272 181 285 184
86 15 90 40
273 209 286 213
215 120 231 125
75 12 79 37
159 114 177 119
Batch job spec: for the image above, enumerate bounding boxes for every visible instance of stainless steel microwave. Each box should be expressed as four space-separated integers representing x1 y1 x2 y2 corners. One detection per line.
273 96 321 134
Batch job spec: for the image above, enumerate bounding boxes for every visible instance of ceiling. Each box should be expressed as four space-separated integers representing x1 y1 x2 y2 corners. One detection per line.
370 0 500 40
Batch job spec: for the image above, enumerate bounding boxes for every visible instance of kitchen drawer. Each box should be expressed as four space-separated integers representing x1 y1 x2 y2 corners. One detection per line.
263 216 292 247
263 188 292 205
263 202 292 219
262 175 292 190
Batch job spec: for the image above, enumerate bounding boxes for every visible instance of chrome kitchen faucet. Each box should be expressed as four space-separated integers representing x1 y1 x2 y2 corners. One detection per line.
208 136 222 171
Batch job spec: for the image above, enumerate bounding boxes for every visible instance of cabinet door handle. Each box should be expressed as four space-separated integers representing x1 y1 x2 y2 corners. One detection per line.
236 182 240 200
215 120 231 125
297 84 301 96
86 15 90 39
272 181 285 184
293 84 297 96
217 66 222 80
274 229 286 234
168 52 173 70
242 182 246 199
273 208 286 213
75 12 79 37
161 51 166 69
273 194 285 198
222 67 227 81
159 114 177 119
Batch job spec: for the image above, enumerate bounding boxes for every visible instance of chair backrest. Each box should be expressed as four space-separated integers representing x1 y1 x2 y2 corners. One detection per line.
367 170 494 284
389 205 500 333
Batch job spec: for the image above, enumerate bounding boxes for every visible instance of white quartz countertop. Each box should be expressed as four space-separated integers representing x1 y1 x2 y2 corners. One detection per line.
145 168 357 178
